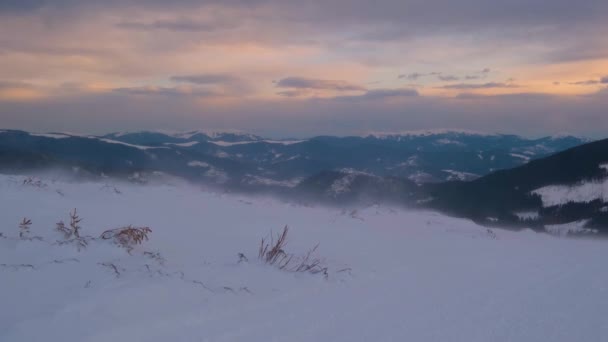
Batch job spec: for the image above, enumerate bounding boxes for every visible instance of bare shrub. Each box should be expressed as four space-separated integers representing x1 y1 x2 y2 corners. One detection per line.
257 226 327 276
100 225 152 253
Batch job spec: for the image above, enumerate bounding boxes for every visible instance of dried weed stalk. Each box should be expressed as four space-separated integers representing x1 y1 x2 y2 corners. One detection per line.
19 217 32 239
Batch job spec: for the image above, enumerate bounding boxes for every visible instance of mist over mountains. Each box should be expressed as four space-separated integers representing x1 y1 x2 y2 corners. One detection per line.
1 128 606 234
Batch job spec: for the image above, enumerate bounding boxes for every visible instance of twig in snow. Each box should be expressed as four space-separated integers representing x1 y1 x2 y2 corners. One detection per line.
98 262 122 277
1 263 35 271
19 217 32 239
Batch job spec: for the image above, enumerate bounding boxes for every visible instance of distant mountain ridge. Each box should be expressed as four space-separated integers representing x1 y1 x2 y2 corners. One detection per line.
3 128 606 234
0 129 587 186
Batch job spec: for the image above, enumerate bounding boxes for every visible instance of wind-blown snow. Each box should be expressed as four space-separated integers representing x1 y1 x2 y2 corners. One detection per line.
600 163 608 172
1 174 608 342
532 178 608 207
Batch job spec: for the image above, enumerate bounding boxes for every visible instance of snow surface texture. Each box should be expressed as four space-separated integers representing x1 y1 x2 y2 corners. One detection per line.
532 178 608 207
1 175 608 342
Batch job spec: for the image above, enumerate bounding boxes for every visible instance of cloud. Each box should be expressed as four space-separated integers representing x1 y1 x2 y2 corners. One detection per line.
116 20 216 32
567 77 608 86
276 89 310 97
333 88 418 101
1 0 607 138
170 74 253 95
439 82 519 90
568 80 600 86
112 86 217 97
117 19 224 32
398 73 425 80
276 77 366 91
437 75 459 81
463 68 491 80
3 88 608 139
171 74 240 84
359 88 418 99
0 81 34 89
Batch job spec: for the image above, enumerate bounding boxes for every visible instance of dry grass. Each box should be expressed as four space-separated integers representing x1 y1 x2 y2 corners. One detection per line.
258 226 327 277
258 225 290 266
100 225 152 253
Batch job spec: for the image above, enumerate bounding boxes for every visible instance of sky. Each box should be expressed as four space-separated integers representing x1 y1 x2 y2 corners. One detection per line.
0 0 607 138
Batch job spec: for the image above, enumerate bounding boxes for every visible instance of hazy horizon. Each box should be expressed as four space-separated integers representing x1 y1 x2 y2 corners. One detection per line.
1 126 604 140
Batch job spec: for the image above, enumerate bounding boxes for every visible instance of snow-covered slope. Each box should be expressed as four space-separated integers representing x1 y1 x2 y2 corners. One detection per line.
1 174 608 342
532 178 608 207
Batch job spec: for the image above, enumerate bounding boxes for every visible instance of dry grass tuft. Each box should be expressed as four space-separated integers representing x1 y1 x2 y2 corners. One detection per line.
101 225 152 253
257 226 327 277
259 225 290 266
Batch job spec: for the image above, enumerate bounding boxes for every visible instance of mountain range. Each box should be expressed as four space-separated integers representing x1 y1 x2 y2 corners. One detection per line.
1 128 605 234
